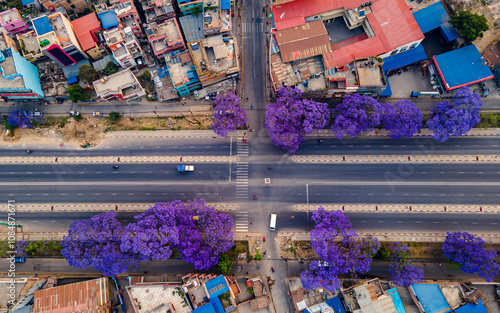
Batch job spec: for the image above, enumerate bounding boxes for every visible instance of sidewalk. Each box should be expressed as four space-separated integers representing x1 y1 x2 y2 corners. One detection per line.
294 203 500 214
0 155 239 164
293 154 500 163
310 127 500 138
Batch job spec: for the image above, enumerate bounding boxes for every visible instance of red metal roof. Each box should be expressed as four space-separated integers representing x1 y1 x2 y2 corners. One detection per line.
273 0 425 69
72 13 102 52
274 16 305 31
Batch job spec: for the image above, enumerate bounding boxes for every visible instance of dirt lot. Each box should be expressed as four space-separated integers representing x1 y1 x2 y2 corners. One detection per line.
278 237 318 260
446 0 500 53
2 113 213 147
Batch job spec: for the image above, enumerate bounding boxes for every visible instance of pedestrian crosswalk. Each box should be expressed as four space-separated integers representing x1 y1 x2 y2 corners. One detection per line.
242 22 264 33
237 138 249 157
234 211 249 232
235 161 248 199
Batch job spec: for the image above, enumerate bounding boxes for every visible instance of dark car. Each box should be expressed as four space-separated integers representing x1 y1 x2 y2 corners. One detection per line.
14 257 25 263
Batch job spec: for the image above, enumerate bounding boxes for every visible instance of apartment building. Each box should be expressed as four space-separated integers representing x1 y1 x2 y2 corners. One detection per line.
71 13 107 61
145 17 185 62
93 68 146 101
103 26 144 71
0 8 29 35
141 0 175 24
0 48 44 100
40 0 88 14
17 31 44 62
112 0 144 38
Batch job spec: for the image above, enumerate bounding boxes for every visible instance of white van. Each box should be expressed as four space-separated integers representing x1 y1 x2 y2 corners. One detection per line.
269 214 277 231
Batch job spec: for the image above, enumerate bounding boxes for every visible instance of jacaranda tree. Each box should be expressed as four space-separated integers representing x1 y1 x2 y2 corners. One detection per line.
382 100 423 140
265 86 329 153
3 110 44 130
300 207 380 291
211 92 247 137
61 212 141 276
427 86 482 142
442 231 500 282
331 94 384 139
388 242 424 286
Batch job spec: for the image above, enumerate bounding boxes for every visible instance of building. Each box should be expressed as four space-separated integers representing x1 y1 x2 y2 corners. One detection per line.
93 68 146 101
37 58 69 101
40 0 88 14
341 279 405 313
71 13 107 61
103 27 144 71
178 0 203 16
0 48 44 100
112 0 144 38
187 35 239 87
164 49 201 96
182 274 239 312
98 10 120 30
33 278 110 313
179 14 204 42
17 31 44 62
203 0 232 36
31 13 89 69
141 0 175 24
151 65 179 101
145 17 185 62
0 8 29 35
0 31 17 52
269 0 424 98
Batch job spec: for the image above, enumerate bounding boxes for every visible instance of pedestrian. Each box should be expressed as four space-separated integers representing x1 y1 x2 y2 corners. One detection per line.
250 105 253 109
439 263 442 266
154 106 157 109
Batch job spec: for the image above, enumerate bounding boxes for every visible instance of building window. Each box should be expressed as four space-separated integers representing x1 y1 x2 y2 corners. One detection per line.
390 49 398 56
400 46 408 53
409 42 418 49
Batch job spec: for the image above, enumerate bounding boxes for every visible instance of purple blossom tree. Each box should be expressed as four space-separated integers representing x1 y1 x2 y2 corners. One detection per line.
331 94 384 139
442 231 500 282
388 242 424 286
265 86 329 153
16 240 27 257
300 261 341 291
4 110 44 130
133 200 234 270
61 212 141 276
382 100 423 139
211 92 247 137
427 86 482 142
300 207 380 291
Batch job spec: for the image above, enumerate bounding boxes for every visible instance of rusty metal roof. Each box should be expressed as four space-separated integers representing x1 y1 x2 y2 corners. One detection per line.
270 53 299 90
33 278 110 313
275 20 331 63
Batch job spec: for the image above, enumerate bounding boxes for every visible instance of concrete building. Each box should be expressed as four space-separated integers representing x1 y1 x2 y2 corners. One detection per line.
17 31 44 62
93 68 146 101
33 278 110 313
203 0 231 36
0 48 44 100
141 0 175 24
269 0 424 98
37 58 69 101
178 0 203 16
112 0 144 38
31 13 89 69
0 31 17 52
187 35 238 87
0 8 29 35
179 14 204 42
341 279 405 313
40 0 88 14
103 26 144 71
71 13 107 61
164 49 201 96
145 17 185 62
150 65 179 101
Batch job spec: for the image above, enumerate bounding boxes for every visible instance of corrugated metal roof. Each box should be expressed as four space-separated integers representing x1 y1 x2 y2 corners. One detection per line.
323 36 386 69
412 1 449 34
272 0 366 24
275 16 305 31
179 14 204 43
98 10 119 29
32 16 52 36
270 53 299 90
72 13 102 51
275 20 331 63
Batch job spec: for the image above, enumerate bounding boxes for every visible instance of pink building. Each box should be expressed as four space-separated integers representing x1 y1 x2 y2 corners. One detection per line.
145 17 185 61
0 8 29 35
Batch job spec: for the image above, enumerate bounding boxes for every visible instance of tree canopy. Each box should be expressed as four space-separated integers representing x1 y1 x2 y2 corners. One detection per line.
450 10 489 43
78 64 99 85
382 100 423 139
388 242 424 286
211 92 247 137
103 62 119 76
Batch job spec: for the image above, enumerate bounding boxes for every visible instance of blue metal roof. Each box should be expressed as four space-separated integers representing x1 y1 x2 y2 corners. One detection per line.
439 22 459 43
32 16 53 36
191 297 224 313
11 48 44 97
221 0 230 10
98 10 119 29
386 288 407 313
21 0 35 6
382 44 427 71
325 297 346 313
205 275 229 299
456 300 488 313
410 284 451 313
434 44 494 90
413 2 449 34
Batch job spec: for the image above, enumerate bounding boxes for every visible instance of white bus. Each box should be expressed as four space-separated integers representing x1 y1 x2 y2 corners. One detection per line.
269 214 277 231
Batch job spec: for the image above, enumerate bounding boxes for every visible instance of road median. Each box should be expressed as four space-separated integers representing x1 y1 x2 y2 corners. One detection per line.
293 154 500 163
3 203 239 212
0 155 239 164
294 203 499 213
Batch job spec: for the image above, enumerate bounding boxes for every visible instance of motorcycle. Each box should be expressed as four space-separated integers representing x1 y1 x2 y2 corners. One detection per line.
254 194 258 200
263 237 266 242
271 267 275 273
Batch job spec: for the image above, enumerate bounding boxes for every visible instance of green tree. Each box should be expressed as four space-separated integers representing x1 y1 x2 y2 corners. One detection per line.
68 84 85 103
141 70 151 81
217 254 233 275
450 10 489 43
78 64 99 85
254 250 263 261
109 111 121 121
73 113 83 121
103 61 119 76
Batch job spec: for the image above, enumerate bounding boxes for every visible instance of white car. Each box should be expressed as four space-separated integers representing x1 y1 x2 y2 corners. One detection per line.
93 112 103 117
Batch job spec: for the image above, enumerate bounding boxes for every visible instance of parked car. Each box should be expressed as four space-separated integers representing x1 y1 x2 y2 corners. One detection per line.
496 285 500 297
14 257 25 263
33 111 42 116
69 111 80 116
92 112 103 117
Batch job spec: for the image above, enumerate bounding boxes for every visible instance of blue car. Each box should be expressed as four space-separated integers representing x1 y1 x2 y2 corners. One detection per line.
14 257 25 263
